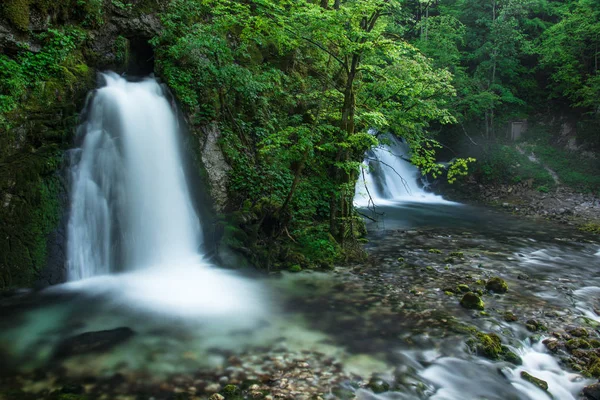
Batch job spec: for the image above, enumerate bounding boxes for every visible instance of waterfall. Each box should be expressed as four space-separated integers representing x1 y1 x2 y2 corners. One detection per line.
67 73 202 280
354 135 449 206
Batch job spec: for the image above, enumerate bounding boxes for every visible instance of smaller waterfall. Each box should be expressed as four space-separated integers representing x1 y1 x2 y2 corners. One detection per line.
354 135 449 206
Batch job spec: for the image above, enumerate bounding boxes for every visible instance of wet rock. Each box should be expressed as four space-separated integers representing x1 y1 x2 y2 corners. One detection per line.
543 338 561 353
460 292 484 310
520 371 548 391
503 312 518 322
367 377 390 393
566 326 589 337
525 319 546 332
221 384 241 398
566 338 591 350
209 394 225 400
583 383 600 400
52 327 134 360
457 284 470 293
502 349 522 365
467 332 502 359
485 277 508 294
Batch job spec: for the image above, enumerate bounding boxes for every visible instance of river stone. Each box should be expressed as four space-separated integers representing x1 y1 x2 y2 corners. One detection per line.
520 371 548 391
566 326 589 337
583 383 600 400
52 327 135 360
460 292 484 310
485 277 508 293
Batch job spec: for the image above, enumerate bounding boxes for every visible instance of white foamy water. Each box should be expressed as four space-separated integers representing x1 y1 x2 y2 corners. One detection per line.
354 135 454 207
573 286 600 322
417 340 590 400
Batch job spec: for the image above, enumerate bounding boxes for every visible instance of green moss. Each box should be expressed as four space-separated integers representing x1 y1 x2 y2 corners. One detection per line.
460 292 484 310
580 223 600 235
3 0 31 31
467 332 502 359
428 248 442 254
221 384 242 399
486 277 508 293
449 251 464 258
457 284 470 293
566 338 591 350
588 360 600 378
520 371 548 391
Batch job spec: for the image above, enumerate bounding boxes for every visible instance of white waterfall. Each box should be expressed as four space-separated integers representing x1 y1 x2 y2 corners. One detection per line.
354 135 449 206
67 73 202 280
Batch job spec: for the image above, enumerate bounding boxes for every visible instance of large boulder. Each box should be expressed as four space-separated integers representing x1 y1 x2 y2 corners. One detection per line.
52 327 135 360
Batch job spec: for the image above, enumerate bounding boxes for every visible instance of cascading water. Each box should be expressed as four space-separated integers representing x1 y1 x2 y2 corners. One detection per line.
67 73 202 280
64 73 265 319
354 134 450 206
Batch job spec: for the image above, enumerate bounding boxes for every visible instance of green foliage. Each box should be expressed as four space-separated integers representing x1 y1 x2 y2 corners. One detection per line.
153 0 455 269
475 144 554 187
0 24 92 288
538 0 600 112
0 27 88 129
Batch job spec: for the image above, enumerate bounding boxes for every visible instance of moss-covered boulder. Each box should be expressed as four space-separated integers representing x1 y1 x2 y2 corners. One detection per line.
460 292 484 310
467 332 503 359
486 277 508 293
520 371 548 391
566 338 591 350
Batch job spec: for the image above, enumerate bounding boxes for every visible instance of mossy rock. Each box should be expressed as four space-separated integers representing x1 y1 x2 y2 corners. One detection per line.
367 377 390 394
520 371 548 391
588 360 600 378
485 277 508 293
460 292 484 310
221 384 242 399
566 326 589 337
503 312 518 322
467 332 502 359
449 251 464 258
566 338 591 350
428 248 442 254
502 349 522 365
457 284 470 293
525 319 546 332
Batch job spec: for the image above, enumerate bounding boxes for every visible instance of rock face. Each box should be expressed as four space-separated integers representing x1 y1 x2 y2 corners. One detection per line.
52 327 135 360
200 124 231 213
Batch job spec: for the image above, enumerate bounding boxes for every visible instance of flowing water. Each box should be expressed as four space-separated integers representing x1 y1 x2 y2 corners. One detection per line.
0 77 599 399
354 135 450 206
